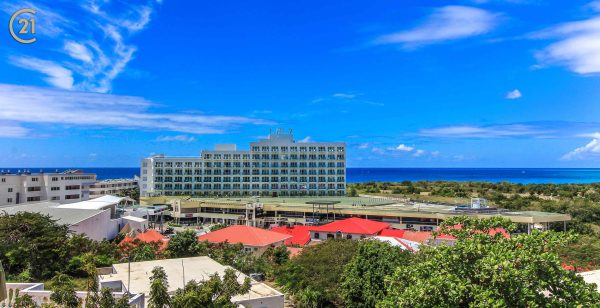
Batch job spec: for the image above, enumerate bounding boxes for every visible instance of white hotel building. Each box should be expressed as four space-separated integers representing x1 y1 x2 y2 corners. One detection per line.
140 129 346 197
0 170 97 206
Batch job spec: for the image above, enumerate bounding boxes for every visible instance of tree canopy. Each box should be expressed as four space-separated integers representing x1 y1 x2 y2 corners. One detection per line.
378 216 600 307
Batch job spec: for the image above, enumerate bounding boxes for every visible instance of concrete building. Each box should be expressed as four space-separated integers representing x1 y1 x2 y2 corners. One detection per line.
2 283 144 307
0 196 138 241
98 256 285 307
89 178 138 199
140 129 346 197
0 170 96 206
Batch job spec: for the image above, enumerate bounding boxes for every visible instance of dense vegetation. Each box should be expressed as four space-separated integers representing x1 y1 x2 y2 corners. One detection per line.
349 180 600 269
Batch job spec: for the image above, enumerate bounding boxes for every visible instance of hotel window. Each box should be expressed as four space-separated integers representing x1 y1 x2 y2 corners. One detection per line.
7 198 12 203
27 186 41 192
51 187 60 191
8 188 13 192
27 196 41 202
1 178 5 182
51 196 60 201
31 178 39 182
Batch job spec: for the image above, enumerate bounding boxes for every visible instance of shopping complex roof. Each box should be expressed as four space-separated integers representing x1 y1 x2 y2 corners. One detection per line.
142 196 572 224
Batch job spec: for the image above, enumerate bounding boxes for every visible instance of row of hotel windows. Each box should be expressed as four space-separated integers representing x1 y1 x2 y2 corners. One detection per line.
154 169 345 176
152 157 345 168
154 176 345 183
208 154 345 160
0 176 93 182
155 183 345 190
5 194 80 204
249 146 345 152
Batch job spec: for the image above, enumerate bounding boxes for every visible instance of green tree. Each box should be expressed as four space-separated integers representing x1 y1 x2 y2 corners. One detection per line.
341 240 412 308
114 293 130 308
0 212 71 280
98 288 115 308
166 230 201 258
276 239 360 307
171 268 251 308
378 216 600 307
82 254 99 308
148 266 171 308
49 273 79 308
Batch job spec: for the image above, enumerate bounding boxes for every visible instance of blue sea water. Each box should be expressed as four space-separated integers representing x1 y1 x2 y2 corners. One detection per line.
3 167 600 184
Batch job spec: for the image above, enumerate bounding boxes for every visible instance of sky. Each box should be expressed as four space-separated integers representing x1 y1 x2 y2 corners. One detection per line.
1 0 600 168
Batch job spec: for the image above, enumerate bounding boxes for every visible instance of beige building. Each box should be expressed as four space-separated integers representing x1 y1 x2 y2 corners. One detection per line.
89 178 138 199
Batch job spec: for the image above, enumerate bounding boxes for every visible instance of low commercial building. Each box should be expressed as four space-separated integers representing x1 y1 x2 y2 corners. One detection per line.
89 178 138 199
198 225 291 255
98 256 285 307
142 196 571 233
0 169 96 206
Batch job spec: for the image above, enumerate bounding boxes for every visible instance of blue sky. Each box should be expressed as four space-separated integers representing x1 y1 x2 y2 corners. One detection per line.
1 0 600 168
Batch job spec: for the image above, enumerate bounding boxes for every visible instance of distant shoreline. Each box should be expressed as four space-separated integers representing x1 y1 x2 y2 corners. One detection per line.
2 167 600 184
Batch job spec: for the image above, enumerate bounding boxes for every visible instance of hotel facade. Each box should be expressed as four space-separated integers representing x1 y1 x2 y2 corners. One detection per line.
0 170 97 206
140 129 346 197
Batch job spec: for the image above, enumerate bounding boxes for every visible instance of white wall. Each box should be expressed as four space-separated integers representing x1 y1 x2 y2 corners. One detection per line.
69 209 120 241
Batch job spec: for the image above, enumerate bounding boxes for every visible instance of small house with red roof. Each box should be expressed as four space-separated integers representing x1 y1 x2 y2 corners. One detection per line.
198 225 292 255
309 217 391 241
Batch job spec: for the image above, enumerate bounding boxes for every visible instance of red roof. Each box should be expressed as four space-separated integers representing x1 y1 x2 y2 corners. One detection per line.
271 225 312 245
379 228 407 238
120 229 168 250
380 229 435 243
198 225 292 247
310 217 391 235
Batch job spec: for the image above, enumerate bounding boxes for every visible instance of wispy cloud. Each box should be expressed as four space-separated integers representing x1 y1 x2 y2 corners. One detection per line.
11 57 74 90
156 135 197 142
533 10 600 74
396 144 414 152
0 123 29 138
561 137 600 160
373 6 498 48
299 136 314 143
505 89 522 99
312 92 384 107
0 84 273 138
418 124 550 138
2 0 161 93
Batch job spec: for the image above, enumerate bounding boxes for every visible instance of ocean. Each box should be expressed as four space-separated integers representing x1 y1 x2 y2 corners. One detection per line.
3 167 600 184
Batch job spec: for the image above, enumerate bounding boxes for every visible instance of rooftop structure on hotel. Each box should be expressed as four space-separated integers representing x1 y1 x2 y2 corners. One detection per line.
140 129 346 198
98 256 285 307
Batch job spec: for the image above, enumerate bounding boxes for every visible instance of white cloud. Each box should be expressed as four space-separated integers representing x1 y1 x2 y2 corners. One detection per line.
0 84 273 137
505 89 522 99
11 57 74 90
561 138 600 160
534 13 600 74
358 143 370 149
418 124 548 138
413 149 426 157
374 6 497 47
299 136 314 143
333 93 358 99
3 0 162 93
156 135 197 142
0 123 29 138
396 144 415 152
